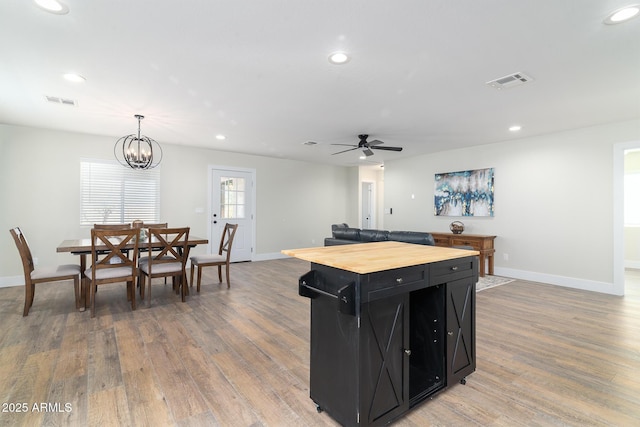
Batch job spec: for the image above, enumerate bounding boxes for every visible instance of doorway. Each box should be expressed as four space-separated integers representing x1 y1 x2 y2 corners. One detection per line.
361 181 376 229
614 140 640 296
209 166 255 262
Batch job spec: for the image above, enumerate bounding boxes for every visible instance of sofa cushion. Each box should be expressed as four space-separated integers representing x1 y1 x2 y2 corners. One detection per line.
359 229 389 242
332 227 361 241
388 230 435 246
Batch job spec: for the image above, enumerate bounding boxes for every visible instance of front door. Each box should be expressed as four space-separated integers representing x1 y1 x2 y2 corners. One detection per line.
210 166 254 262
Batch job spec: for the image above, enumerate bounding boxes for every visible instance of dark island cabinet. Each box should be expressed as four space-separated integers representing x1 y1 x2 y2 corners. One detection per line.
298 256 478 427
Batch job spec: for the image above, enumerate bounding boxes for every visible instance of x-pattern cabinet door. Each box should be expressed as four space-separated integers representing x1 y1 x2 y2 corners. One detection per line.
446 277 476 384
360 293 410 425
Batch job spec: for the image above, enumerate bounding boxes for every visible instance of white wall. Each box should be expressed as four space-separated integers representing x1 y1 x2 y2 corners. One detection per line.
384 119 640 295
0 124 358 285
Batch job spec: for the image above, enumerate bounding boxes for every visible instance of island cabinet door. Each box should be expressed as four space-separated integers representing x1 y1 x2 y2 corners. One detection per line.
359 293 410 426
446 277 476 385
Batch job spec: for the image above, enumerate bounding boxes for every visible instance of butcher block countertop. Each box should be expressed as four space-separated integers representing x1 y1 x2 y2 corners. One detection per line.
281 241 479 274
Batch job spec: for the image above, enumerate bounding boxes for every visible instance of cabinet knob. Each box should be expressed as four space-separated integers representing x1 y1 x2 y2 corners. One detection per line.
404 349 412 356
396 278 403 284
450 266 458 271
448 331 454 336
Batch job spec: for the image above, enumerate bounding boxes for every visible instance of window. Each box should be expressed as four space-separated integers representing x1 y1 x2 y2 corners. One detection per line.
80 159 160 226
220 177 246 219
625 172 640 226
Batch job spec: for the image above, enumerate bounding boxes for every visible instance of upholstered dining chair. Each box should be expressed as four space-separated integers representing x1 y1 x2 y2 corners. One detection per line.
86 227 140 318
190 223 238 291
138 227 190 304
9 227 81 316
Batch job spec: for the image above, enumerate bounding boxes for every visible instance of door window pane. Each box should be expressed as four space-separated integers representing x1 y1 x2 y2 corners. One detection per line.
220 177 246 219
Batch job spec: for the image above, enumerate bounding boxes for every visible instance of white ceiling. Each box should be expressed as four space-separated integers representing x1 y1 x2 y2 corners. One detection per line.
1 1 639 167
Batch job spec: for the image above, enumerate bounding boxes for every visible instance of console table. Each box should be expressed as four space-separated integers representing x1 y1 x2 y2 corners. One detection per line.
282 241 478 427
429 232 496 277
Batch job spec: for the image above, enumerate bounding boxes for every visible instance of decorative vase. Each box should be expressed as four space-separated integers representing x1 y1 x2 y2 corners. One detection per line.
450 221 464 234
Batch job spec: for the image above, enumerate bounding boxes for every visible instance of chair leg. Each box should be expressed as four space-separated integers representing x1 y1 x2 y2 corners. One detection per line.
190 264 195 288
197 266 203 292
225 263 231 288
23 281 32 316
83 278 90 310
180 272 186 302
73 276 80 310
129 280 136 311
90 281 96 318
218 265 222 283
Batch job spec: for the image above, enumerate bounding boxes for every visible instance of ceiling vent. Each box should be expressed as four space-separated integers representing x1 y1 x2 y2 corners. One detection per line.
486 72 534 89
45 95 77 106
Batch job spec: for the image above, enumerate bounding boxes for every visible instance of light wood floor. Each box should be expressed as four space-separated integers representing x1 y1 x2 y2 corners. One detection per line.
1 259 639 426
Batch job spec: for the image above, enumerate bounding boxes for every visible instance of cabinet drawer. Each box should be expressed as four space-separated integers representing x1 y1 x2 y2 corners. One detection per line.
430 257 476 284
364 265 426 294
450 237 481 250
432 236 451 247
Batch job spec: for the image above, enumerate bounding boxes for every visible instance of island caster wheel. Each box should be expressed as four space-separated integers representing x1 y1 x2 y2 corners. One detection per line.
316 404 323 413
460 377 467 385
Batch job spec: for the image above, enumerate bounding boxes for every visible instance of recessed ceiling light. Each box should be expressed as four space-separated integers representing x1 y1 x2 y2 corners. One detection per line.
215 134 226 140
63 73 85 83
34 0 69 14
509 125 522 132
328 52 350 64
603 5 640 24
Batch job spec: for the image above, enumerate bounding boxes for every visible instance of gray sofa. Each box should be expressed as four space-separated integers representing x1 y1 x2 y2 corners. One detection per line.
324 223 435 246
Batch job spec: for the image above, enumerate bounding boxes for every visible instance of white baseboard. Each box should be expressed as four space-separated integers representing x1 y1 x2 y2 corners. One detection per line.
252 252 290 262
494 267 618 295
0 276 23 289
625 259 640 269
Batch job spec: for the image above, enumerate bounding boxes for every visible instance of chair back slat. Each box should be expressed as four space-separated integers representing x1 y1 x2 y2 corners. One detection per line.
145 227 190 271
90 228 140 272
10 227 35 275
218 223 239 262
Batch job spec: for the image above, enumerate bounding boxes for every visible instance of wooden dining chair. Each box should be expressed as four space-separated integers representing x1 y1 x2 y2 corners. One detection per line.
9 227 81 316
86 227 140 318
138 227 190 305
190 223 238 291
93 223 132 229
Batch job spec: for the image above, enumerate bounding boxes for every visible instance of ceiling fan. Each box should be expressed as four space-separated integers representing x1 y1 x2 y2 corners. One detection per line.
331 134 403 157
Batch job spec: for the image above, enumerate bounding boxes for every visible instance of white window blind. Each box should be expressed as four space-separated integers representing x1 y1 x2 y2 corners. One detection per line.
80 159 160 226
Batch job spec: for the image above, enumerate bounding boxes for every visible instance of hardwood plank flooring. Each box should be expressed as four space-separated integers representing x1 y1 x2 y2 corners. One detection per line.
0 259 639 426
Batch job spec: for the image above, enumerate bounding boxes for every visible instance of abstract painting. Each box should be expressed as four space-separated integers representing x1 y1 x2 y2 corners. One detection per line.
434 168 494 216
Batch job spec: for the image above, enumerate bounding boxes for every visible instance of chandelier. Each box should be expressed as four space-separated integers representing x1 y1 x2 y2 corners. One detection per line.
114 114 162 169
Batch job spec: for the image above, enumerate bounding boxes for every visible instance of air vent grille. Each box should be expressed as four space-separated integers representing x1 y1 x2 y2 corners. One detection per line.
486 72 534 89
45 95 78 106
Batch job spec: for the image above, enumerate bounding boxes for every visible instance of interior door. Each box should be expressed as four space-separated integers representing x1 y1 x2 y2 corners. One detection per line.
361 181 375 229
210 167 254 262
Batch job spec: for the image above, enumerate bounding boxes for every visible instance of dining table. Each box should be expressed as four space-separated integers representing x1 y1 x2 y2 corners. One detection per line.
57 235 209 308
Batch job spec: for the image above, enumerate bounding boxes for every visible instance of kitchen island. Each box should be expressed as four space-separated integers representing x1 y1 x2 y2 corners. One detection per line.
282 241 479 427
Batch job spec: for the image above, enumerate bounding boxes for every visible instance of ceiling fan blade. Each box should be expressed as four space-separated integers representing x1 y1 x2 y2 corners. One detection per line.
332 147 359 155
371 145 403 152
367 139 385 146
362 148 374 156
331 143 358 147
